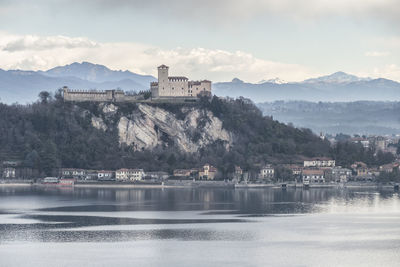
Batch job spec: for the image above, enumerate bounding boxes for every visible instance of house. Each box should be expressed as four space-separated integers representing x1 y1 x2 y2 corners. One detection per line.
351 162 368 177
199 164 218 180
233 166 243 180
116 169 145 181
330 167 352 183
304 158 335 168
379 163 399 173
284 164 303 176
60 168 86 180
173 169 192 178
259 165 275 180
2 167 16 178
145 171 169 180
97 170 114 181
302 169 325 183
85 170 99 180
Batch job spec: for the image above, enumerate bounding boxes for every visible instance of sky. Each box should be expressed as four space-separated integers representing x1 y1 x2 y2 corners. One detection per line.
0 0 399 82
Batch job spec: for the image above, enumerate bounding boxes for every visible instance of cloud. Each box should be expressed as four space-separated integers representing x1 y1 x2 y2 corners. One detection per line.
74 0 400 25
365 51 390 57
2 35 98 52
0 32 318 82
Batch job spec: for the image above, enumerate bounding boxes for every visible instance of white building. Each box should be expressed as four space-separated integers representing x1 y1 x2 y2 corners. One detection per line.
97 170 114 180
151 65 212 98
331 167 352 183
259 165 274 180
304 158 335 168
2 167 16 178
302 169 325 183
116 169 145 181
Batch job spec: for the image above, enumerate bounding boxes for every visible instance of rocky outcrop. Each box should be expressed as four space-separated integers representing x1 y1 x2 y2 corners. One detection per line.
91 116 107 131
117 104 232 153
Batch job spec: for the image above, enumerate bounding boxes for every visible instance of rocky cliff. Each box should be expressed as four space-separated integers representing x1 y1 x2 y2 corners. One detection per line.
91 103 233 153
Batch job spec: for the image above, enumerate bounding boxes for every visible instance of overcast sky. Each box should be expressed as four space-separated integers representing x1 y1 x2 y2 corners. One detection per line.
0 0 399 82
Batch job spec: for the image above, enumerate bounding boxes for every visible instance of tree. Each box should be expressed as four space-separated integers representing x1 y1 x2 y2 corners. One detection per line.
38 91 51 104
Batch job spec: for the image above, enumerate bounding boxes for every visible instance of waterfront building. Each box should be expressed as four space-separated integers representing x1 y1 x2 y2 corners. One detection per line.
259 165 275 180
115 169 144 181
2 167 16 178
60 168 87 180
330 167 352 183
97 170 114 181
302 169 325 183
199 164 217 180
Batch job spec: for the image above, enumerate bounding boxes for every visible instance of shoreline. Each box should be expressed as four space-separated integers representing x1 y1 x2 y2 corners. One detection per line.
0 181 397 190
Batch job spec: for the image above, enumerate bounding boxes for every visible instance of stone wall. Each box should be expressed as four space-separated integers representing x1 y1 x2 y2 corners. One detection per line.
63 87 143 103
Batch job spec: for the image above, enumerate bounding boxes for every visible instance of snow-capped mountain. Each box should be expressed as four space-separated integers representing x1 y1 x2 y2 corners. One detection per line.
258 78 287 84
302 71 372 84
213 72 400 102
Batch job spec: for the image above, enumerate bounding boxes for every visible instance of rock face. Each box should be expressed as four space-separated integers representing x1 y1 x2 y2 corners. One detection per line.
91 116 107 131
117 104 232 153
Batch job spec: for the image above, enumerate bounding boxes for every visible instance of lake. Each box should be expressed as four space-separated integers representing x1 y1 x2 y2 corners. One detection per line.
0 185 399 267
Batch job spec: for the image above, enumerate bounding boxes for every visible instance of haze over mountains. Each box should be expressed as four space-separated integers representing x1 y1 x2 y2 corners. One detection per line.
1 62 400 104
213 72 400 102
258 101 400 135
0 62 156 104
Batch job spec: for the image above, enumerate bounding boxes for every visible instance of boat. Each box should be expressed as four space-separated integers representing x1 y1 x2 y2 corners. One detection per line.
303 180 310 189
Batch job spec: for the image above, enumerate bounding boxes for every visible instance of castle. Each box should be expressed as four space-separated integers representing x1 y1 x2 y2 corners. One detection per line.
62 65 212 102
151 65 212 99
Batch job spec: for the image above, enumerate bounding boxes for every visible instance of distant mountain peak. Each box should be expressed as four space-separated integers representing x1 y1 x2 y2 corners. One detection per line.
303 71 371 84
258 77 287 84
231 78 244 83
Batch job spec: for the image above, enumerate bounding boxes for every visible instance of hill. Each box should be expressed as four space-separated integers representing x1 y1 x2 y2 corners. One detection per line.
0 94 333 176
0 93 394 177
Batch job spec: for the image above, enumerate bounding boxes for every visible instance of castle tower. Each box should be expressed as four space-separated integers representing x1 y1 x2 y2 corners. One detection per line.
158 64 169 95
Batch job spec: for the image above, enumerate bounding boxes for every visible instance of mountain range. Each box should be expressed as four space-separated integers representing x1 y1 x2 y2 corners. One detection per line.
213 72 400 102
1 62 400 103
0 62 156 103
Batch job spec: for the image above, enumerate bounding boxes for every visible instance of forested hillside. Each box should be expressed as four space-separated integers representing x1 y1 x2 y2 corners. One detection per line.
0 92 394 176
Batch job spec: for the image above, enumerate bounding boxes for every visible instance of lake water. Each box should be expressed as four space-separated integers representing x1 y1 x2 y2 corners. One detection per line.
0 186 399 267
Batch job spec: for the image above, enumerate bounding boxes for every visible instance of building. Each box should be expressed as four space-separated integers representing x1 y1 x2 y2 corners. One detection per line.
60 168 86 180
63 87 142 102
259 165 275 180
379 163 400 173
304 158 335 168
115 169 145 181
97 170 114 181
199 164 218 180
374 137 387 151
151 65 212 99
351 137 370 148
233 166 243 180
2 167 16 178
330 167 352 183
302 169 325 183
173 169 192 178
351 162 368 177
145 171 169 180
